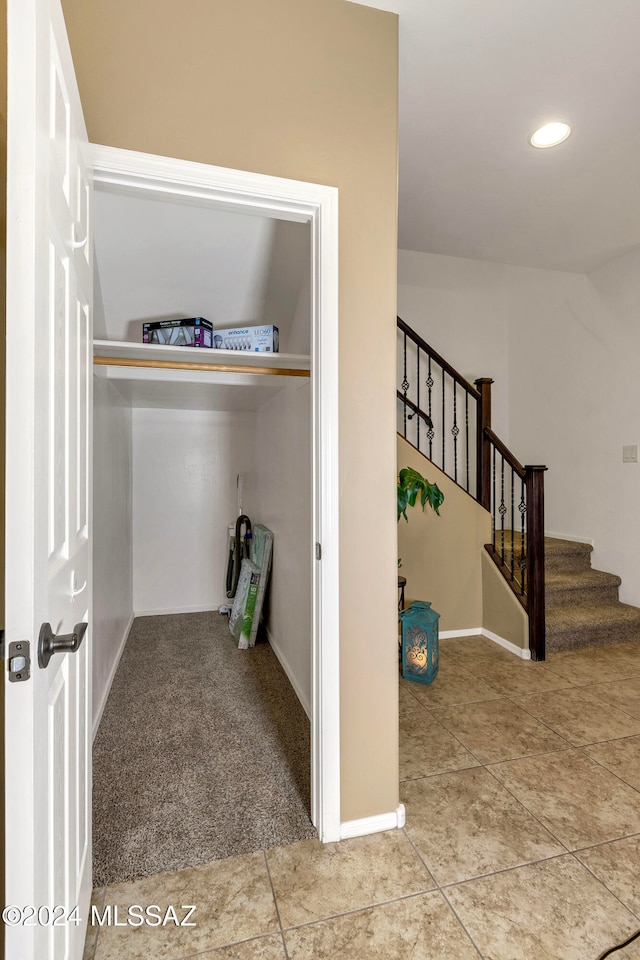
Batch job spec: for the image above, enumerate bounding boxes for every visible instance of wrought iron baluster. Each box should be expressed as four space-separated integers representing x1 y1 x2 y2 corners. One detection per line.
402 331 409 438
426 357 434 459
452 382 459 483
499 454 506 562
442 369 446 473
416 346 420 451
519 477 527 595
492 445 497 549
465 392 469 493
510 466 515 582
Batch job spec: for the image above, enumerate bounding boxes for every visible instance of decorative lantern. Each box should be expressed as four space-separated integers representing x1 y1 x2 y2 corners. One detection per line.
399 601 440 684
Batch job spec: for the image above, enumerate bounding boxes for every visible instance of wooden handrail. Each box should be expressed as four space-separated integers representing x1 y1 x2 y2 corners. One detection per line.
484 426 525 477
395 390 433 427
397 316 481 399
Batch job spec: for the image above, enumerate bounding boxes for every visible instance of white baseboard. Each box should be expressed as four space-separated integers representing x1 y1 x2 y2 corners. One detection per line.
266 626 311 719
546 530 593 546
92 612 134 740
133 603 220 617
340 804 406 840
480 627 531 659
439 627 531 659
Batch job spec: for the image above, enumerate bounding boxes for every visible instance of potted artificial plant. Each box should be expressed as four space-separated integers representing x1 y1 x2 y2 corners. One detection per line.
397 466 444 523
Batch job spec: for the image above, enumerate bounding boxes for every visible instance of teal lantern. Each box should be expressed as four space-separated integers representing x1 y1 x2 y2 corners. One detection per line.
399 601 440 684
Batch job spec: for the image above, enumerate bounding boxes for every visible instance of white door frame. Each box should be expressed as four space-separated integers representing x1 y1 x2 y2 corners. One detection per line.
90 144 341 841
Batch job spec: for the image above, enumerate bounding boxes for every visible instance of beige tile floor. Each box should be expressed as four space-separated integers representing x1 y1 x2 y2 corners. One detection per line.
84 635 640 960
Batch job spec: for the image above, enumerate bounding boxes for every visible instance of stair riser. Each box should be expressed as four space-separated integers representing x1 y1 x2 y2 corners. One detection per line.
546 586 620 609
498 550 594 573
547 620 640 652
545 554 593 573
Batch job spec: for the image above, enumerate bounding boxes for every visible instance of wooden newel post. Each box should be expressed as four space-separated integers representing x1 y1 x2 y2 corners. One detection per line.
474 378 493 511
525 465 547 661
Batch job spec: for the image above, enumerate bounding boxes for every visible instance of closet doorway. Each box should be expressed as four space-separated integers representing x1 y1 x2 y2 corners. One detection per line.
89 146 340 876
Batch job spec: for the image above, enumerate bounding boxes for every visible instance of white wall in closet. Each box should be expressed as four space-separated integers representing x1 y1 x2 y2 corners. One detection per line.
254 380 312 714
93 374 133 732
131 407 257 615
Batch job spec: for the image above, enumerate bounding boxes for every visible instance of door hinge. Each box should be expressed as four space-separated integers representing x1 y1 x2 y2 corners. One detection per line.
8 640 31 682
0 628 4 660
315 542 322 560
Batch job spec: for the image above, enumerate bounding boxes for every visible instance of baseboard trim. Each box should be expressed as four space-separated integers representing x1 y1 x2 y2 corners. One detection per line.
440 627 530 660
340 804 406 840
266 627 311 720
92 612 134 740
481 628 531 659
546 530 594 546
133 604 219 617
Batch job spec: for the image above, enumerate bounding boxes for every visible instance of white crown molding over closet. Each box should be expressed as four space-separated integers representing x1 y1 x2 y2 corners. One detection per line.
90 143 341 842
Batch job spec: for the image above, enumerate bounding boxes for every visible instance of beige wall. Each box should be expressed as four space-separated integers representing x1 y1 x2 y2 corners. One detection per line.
61 0 400 822
398 437 491 632
398 436 529 653
481 552 528 651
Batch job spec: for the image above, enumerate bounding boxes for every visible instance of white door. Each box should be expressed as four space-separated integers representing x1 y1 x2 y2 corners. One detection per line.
5 0 93 956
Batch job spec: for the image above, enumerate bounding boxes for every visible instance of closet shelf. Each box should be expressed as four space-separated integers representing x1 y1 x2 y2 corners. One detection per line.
93 339 310 375
93 340 310 412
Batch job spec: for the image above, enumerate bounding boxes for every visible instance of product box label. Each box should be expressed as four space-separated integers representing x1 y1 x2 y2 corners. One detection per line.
212 324 279 353
143 317 213 348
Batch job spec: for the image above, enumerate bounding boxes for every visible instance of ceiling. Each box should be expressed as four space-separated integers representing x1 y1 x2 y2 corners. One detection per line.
355 0 640 273
93 188 310 349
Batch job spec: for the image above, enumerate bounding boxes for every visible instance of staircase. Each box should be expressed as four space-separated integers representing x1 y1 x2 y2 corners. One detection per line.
397 314 640 659
545 537 640 653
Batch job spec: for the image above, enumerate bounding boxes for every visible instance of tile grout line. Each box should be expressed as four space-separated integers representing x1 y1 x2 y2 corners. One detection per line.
438 887 485 959
405 814 581 894
479 751 577 853
262 849 290 960
502 693 587 747
273 888 452 935
575 741 640 798
401 826 484 959
507 689 640 747
569 848 640 925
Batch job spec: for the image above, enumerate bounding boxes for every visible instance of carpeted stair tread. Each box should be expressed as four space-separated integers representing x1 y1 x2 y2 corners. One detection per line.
542 535 640 652
547 600 640 630
543 537 593 572
545 568 622 607
546 601 640 652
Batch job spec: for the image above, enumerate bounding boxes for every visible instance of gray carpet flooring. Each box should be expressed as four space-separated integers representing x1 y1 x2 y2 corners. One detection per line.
92 612 316 886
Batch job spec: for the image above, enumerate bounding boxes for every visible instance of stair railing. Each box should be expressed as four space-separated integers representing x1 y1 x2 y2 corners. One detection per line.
397 316 547 660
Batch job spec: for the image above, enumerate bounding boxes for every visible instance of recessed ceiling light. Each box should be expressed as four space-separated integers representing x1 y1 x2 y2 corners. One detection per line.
529 121 571 149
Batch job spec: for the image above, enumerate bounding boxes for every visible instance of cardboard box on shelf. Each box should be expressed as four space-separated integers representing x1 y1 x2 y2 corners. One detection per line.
212 324 279 353
142 317 213 348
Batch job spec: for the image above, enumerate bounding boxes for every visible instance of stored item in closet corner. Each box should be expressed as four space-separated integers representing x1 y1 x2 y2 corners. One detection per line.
229 524 274 648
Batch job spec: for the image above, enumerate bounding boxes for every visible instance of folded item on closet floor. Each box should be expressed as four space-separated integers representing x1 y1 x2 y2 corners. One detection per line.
229 523 273 648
